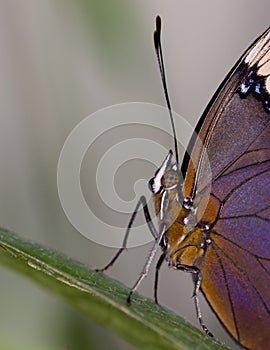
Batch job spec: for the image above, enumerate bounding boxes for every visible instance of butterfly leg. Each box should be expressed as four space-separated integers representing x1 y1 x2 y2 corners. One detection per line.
127 223 167 304
96 195 158 272
176 264 213 337
154 252 166 305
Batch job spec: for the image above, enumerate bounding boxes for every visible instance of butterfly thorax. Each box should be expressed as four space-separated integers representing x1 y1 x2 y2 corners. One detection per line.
149 152 220 269
153 189 216 268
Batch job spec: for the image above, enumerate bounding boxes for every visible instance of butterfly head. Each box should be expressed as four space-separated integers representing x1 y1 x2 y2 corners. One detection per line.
148 150 181 195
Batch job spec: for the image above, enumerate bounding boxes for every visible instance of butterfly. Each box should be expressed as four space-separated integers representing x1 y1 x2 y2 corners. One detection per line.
97 16 270 350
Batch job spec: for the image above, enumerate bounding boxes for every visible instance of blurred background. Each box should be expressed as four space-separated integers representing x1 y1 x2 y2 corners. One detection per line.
1 1 270 349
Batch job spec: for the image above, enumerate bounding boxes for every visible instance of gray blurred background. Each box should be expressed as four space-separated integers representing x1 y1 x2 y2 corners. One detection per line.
1 1 270 349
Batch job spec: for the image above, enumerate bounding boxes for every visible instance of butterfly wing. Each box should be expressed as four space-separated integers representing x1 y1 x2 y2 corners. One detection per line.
182 27 270 349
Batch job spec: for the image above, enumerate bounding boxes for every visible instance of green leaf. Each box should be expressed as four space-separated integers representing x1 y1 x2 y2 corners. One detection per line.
0 227 228 350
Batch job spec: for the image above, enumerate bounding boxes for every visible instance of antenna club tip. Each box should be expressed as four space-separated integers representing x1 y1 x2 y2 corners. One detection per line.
156 15 161 30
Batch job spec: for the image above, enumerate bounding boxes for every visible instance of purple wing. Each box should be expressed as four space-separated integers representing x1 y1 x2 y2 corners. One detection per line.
182 27 270 349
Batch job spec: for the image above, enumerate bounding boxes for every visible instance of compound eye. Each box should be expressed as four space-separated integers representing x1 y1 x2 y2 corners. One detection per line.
161 170 180 189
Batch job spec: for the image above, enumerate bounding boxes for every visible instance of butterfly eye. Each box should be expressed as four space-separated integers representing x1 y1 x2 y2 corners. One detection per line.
161 170 180 189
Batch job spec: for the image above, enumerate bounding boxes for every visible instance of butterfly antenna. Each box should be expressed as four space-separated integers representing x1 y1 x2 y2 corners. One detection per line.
154 16 179 164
